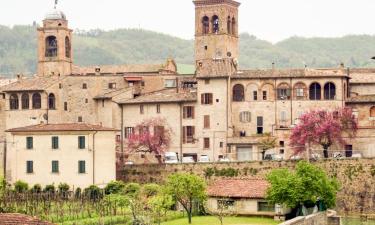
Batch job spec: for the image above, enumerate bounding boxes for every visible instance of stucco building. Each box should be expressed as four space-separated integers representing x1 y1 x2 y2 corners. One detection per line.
1 0 375 182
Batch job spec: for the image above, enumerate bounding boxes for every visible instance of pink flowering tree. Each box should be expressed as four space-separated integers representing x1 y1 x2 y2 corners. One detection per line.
290 108 358 158
127 117 172 164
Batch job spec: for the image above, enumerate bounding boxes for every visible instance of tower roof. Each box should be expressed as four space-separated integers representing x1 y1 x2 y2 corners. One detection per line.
193 0 240 7
45 8 66 20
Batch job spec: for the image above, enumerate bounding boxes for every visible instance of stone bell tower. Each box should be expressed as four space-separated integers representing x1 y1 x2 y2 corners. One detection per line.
193 0 240 62
37 6 73 76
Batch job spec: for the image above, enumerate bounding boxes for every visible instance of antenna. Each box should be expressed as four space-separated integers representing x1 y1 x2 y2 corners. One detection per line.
54 0 58 9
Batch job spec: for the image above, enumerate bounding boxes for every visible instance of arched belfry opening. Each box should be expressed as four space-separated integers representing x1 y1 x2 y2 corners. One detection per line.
231 17 236 35
212 15 219 34
65 36 71 58
202 16 209 34
227 16 231 34
45 36 58 57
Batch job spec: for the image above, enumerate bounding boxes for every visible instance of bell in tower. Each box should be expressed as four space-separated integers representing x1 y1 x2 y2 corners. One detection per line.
37 2 73 77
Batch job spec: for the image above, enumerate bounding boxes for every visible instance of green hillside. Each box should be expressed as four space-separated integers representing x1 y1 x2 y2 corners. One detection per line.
1 25 375 77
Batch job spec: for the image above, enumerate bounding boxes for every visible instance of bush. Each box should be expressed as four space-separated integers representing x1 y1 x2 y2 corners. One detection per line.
14 180 28 193
142 183 160 198
84 185 103 201
30 184 42 193
104 180 125 195
44 184 56 194
123 183 141 197
58 183 70 193
75 187 82 198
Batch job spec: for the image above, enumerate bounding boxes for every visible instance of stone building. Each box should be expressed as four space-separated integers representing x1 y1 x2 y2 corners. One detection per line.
0 0 375 179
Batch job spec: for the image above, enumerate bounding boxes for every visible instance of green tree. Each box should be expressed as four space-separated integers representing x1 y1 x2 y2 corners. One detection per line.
148 193 174 225
14 180 29 193
164 173 206 224
266 161 339 214
104 180 126 195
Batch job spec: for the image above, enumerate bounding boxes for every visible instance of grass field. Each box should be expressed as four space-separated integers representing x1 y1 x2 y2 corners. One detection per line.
161 216 279 225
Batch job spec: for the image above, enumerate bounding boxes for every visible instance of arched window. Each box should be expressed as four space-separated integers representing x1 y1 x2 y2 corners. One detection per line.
65 36 71 58
48 93 56 109
32 93 41 109
294 82 307 100
309 83 321 100
324 82 336 100
231 17 236 35
227 16 231 34
233 84 244 102
202 16 209 34
45 36 58 57
21 93 29 109
9 94 19 110
277 83 291 100
212 15 219 34
370 106 375 117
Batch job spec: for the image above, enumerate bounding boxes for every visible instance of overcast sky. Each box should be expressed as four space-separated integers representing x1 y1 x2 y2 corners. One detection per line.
1 0 375 43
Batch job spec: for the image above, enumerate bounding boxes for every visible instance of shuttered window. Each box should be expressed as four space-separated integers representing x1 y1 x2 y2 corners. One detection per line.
240 112 251 123
204 138 210 149
154 126 164 136
78 161 86 174
26 161 33 173
52 161 59 173
78 136 85 149
51 136 59 149
204 115 210 129
201 93 213 105
183 106 194 119
125 127 134 139
182 126 195 144
26 137 33 150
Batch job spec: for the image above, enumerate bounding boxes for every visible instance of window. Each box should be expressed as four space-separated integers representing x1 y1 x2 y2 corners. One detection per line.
263 91 267 100
202 16 209 34
201 93 213 105
156 104 161 114
205 79 210 85
51 136 59 149
257 116 263 134
85 98 88 103
258 202 274 212
280 111 287 122
294 82 306 100
64 102 68 111
218 199 235 210
78 136 85 149
82 83 87 89
233 84 245 102
78 116 83 122
26 137 33 150
277 83 291 100
204 138 210 149
65 36 71 58
204 115 210 129
78 161 86 174
21 93 29 109
212 15 219 34
309 83 321 100
45 36 57 57
182 126 195 144
125 127 134 139
279 141 285 147
52 161 59 173
108 83 117 89
240 111 251 123
164 79 177 88
140 105 144 114
32 93 41 109
48 93 56 109
231 17 236 35
296 88 304 97
154 126 164 136
26 161 33 174
324 82 336 100
138 126 149 135
183 106 194 119
10 94 19 110
253 91 258 100
370 106 375 117
59 83 62 89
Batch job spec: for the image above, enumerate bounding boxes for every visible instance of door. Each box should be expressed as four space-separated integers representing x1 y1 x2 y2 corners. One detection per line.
237 146 253 161
345 145 353 158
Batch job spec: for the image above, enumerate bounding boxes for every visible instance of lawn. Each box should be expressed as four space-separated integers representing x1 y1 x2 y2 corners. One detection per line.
161 216 279 225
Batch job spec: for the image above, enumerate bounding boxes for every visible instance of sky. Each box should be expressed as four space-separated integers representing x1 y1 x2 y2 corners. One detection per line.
0 0 375 43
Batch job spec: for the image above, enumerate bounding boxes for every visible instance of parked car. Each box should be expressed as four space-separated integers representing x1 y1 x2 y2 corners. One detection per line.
165 152 179 164
218 157 230 162
199 155 210 162
333 152 344 159
264 154 283 161
182 156 195 163
290 155 301 160
124 161 134 165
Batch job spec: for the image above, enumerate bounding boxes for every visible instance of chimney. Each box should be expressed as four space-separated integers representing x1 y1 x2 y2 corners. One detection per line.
340 62 345 69
95 66 101 75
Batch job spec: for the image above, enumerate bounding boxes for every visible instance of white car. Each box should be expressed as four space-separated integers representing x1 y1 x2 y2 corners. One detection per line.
165 152 179 164
182 156 195 163
199 155 210 162
290 155 301 160
218 157 230 162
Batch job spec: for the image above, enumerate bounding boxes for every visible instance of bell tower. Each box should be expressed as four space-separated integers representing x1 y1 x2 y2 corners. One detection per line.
37 6 72 76
193 0 240 62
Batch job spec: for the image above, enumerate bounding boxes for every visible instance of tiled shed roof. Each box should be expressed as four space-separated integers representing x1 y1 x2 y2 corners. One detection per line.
6 123 118 133
118 88 197 104
0 76 60 92
207 179 269 199
234 68 347 79
349 68 375 84
347 95 375 103
0 213 55 225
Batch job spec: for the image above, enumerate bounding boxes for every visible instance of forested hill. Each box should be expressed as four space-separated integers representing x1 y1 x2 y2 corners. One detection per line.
1 25 375 77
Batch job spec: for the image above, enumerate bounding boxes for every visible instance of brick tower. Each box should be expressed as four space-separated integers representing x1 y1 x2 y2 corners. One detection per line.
37 8 73 76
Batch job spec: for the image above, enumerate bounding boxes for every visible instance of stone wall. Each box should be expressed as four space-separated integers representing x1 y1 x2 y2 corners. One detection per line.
279 212 328 225
118 158 375 215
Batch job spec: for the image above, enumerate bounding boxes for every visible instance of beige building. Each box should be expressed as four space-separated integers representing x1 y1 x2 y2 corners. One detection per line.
6 123 117 188
0 0 375 177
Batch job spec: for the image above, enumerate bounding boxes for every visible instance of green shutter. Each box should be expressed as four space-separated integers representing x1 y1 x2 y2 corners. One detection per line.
52 161 59 173
26 137 33 149
78 136 85 149
52 137 59 149
78 161 85 173
26 161 33 173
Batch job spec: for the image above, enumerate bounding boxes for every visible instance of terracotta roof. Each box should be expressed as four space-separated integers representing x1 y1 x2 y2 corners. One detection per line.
207 179 269 199
6 123 118 133
234 68 347 79
346 95 375 103
0 78 17 87
196 59 237 78
93 88 132 100
1 76 60 92
0 213 55 225
118 88 197 104
349 68 375 83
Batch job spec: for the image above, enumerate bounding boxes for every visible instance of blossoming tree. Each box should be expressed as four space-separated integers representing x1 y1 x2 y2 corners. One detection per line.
290 108 358 158
127 117 172 164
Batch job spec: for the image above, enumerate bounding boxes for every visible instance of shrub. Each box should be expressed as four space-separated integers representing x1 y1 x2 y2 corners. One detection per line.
58 183 70 193
123 183 141 197
104 180 125 195
14 180 29 193
84 185 103 201
75 187 82 198
142 183 160 198
44 184 56 194
30 184 42 193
